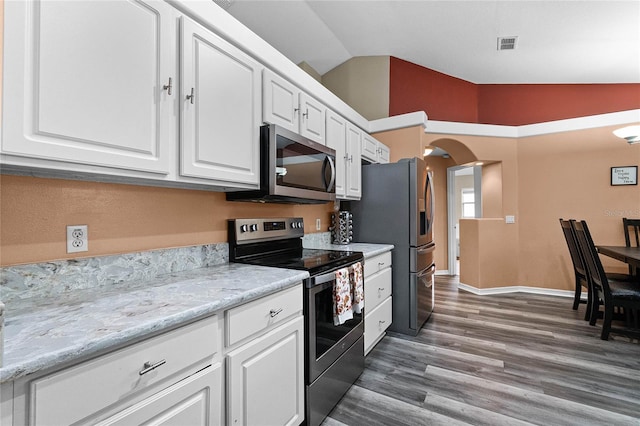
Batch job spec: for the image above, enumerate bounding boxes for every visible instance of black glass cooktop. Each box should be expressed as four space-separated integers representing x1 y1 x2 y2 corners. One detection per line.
238 248 363 275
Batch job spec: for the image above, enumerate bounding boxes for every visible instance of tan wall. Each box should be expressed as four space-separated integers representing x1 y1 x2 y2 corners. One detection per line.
298 61 322 83
482 162 504 218
0 175 335 266
322 56 390 121
427 125 639 291
517 124 640 289
459 218 519 288
372 125 425 163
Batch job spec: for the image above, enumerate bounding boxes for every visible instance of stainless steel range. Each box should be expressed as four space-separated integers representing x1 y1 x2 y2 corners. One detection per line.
228 218 365 426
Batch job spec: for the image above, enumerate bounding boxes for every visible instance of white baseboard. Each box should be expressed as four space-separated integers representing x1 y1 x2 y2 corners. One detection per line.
457 282 576 298
435 269 452 276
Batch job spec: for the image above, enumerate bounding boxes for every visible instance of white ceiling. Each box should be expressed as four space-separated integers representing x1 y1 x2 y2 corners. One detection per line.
224 0 640 84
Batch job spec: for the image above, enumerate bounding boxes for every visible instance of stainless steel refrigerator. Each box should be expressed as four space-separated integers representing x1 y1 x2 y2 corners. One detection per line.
351 157 435 336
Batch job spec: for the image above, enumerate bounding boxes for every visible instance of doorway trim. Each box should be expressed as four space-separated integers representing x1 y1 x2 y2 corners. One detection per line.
447 165 482 275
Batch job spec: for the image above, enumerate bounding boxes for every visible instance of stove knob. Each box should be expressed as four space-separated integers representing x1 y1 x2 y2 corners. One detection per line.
250 224 259 232
297 220 304 229
239 224 248 233
290 222 298 229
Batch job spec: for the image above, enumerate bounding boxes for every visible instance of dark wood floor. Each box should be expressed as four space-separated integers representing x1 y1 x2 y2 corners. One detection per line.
323 276 640 426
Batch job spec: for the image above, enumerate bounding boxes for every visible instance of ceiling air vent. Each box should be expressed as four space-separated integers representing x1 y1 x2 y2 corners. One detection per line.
213 0 233 10
497 36 518 51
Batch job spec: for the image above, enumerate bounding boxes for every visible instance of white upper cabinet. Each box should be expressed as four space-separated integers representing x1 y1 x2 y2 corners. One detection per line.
362 134 390 164
326 109 361 200
362 134 379 162
325 110 348 198
377 142 390 163
2 0 175 175
263 70 326 144
345 123 363 199
180 17 261 186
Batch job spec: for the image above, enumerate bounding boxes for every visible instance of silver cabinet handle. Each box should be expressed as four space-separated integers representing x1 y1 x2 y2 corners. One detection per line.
163 77 172 96
379 320 386 325
303 109 309 119
139 359 166 376
378 262 385 267
186 88 195 104
378 287 385 291
269 308 283 318
294 107 300 115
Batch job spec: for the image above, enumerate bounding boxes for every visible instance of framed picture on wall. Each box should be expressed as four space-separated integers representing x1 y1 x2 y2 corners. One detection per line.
611 166 638 186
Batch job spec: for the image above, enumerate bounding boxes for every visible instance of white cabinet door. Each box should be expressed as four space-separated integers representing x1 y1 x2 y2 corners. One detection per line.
227 316 304 426
378 142 391 163
2 0 175 175
325 110 347 198
299 93 326 145
96 364 223 426
345 123 362 199
361 134 379 163
180 18 261 186
263 69 299 133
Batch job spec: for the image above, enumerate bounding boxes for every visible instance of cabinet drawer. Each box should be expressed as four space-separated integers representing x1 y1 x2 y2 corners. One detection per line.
226 285 302 347
364 267 392 312
30 315 219 426
364 296 392 354
365 251 392 278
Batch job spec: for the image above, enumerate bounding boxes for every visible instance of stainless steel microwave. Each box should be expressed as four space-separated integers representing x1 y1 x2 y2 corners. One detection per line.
227 124 336 204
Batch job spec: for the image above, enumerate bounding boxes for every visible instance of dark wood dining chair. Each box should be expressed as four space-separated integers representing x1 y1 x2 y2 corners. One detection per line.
571 220 640 340
623 217 640 276
559 218 632 321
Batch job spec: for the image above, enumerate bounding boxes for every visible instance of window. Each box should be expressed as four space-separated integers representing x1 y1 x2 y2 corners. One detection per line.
461 188 475 218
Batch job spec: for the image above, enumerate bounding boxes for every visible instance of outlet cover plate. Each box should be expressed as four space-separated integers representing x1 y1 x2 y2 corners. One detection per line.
67 225 88 253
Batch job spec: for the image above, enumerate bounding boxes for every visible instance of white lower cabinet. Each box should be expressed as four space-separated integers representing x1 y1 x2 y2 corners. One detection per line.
96 363 222 426
5 286 306 426
226 316 304 426
364 251 393 355
28 315 222 425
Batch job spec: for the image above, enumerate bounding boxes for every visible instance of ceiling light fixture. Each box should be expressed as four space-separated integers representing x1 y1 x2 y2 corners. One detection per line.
423 147 434 156
613 125 640 144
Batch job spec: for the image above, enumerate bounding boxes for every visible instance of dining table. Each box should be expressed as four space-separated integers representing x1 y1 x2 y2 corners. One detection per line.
597 245 640 276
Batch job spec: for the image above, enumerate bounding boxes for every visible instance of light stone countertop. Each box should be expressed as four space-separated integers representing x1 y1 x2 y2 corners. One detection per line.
0 263 308 383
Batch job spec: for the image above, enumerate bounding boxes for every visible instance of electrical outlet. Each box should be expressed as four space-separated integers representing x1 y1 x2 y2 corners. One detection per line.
67 225 88 253
316 218 321 231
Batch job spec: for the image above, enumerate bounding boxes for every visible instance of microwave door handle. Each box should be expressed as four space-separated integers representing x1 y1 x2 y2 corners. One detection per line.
323 155 336 191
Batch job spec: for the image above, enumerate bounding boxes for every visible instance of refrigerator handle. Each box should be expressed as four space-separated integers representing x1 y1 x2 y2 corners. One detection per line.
425 171 435 234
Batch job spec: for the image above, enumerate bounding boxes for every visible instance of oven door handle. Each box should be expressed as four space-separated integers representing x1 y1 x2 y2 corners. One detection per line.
314 270 337 286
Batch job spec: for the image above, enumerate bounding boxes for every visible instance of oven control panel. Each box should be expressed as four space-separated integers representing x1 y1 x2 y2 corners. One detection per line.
229 218 304 244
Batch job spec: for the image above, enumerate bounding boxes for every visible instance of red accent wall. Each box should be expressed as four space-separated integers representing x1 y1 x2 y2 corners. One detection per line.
389 56 640 125
389 57 479 123
477 84 640 125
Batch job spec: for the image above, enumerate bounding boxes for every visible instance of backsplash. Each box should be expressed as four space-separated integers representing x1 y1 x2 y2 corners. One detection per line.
0 232 332 303
0 243 228 303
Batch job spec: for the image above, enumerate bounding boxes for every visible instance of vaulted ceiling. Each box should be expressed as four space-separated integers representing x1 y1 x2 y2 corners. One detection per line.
224 0 640 84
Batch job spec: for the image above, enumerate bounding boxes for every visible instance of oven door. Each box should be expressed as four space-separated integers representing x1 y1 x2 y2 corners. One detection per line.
306 270 364 383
